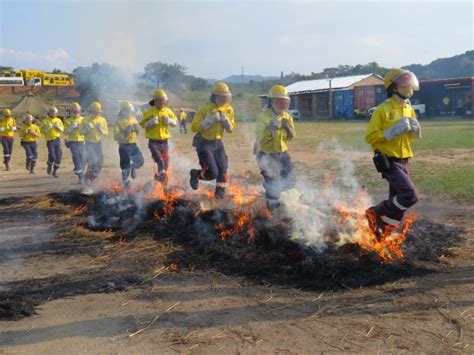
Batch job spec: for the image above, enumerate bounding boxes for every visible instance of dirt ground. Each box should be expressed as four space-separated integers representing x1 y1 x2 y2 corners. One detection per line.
0 124 473 353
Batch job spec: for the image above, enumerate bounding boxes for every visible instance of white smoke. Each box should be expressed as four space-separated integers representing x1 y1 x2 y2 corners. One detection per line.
280 139 373 251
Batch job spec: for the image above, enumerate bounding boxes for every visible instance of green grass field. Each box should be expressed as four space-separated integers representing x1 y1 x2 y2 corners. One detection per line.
294 120 474 150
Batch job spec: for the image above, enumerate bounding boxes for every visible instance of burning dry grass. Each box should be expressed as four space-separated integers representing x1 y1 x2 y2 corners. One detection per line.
59 181 464 289
0 181 466 321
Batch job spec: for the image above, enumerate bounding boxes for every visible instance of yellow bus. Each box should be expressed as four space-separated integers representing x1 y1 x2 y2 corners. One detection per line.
41 73 75 86
20 70 44 83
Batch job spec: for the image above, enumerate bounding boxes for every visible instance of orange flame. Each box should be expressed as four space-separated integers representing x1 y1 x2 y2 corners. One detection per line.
333 205 416 261
73 204 88 215
169 262 180 272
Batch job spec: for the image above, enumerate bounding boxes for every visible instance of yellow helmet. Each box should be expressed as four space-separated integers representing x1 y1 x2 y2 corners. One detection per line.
89 101 102 111
70 102 81 110
48 106 58 116
3 108 12 117
213 82 231 96
23 113 34 123
153 89 167 99
268 85 290 99
384 68 419 91
120 100 133 109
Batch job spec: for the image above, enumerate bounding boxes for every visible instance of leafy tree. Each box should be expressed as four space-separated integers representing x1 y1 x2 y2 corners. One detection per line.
0 66 14 73
142 62 188 92
188 76 209 91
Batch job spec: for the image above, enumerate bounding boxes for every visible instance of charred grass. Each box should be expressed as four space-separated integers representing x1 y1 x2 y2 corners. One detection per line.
0 190 466 321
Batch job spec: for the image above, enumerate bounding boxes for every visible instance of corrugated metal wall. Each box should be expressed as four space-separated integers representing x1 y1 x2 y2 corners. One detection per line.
333 90 354 119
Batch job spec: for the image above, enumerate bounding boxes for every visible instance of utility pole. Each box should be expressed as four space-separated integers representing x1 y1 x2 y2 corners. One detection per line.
241 67 244 83
328 78 333 119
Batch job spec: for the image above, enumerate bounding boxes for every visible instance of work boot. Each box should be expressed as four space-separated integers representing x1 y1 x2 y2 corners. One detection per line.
4 161 9 171
365 207 395 240
26 158 31 171
215 186 226 200
29 161 36 174
154 171 168 185
52 165 59 178
122 179 130 188
46 163 52 175
189 169 200 190
76 172 83 183
130 168 137 179
266 198 281 211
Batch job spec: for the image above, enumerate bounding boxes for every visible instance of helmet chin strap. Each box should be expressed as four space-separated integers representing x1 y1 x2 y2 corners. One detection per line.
272 107 284 115
394 89 409 100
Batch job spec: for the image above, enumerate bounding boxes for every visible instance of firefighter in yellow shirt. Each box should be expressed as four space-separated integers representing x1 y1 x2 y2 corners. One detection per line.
64 102 85 182
0 108 17 171
178 108 187 134
255 85 296 210
80 101 108 183
189 82 235 199
40 106 64 177
140 89 177 184
365 68 422 238
114 101 144 187
18 114 41 174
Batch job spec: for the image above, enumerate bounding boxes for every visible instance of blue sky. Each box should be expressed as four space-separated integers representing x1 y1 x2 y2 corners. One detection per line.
0 0 472 79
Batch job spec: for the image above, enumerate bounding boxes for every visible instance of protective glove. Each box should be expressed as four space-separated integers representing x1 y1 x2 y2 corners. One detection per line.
0 127 4 132
43 122 52 133
216 111 224 122
201 112 219 129
67 123 77 134
97 124 106 136
383 117 411 141
81 123 91 135
168 118 178 127
281 118 295 138
144 116 159 129
221 114 233 132
408 118 422 139
53 122 63 132
268 117 281 133
11 126 17 132
163 115 177 127
132 123 140 132
123 125 133 137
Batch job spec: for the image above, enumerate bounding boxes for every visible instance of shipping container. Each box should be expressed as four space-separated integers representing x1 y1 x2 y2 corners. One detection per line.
354 85 377 112
411 77 473 117
374 85 386 106
332 90 354 119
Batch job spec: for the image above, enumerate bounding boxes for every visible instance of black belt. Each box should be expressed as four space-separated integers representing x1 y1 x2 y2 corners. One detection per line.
388 157 409 163
202 138 221 143
150 139 168 143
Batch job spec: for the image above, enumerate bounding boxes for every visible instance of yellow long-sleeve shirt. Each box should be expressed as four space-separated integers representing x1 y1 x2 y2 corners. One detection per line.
80 115 108 142
139 106 176 140
365 98 417 158
18 123 41 142
114 116 139 144
255 109 295 154
0 117 17 138
179 111 187 121
40 117 64 141
191 102 235 141
64 115 85 142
